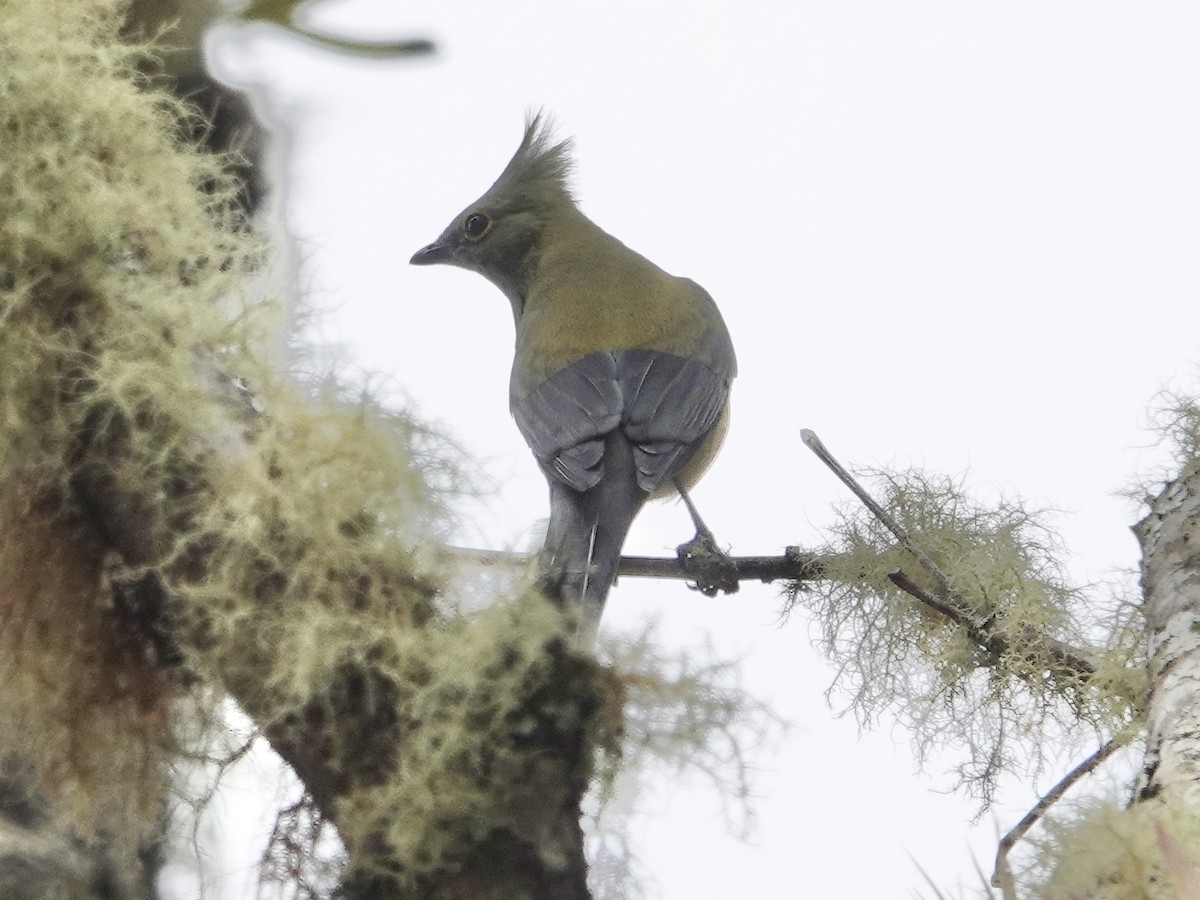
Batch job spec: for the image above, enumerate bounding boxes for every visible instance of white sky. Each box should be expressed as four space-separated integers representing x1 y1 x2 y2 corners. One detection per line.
195 2 1200 897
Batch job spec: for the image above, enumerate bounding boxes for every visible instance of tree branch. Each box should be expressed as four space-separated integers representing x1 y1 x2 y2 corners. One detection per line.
992 734 1128 893
802 429 963 613
804 430 1098 682
56 355 600 900
440 545 825 587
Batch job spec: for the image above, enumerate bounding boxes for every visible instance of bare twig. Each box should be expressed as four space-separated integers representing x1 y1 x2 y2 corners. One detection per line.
992 734 1128 889
438 545 825 587
802 429 962 611
623 549 823 584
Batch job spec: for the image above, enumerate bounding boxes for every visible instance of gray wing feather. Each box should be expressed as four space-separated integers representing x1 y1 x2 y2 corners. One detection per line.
512 353 621 492
616 349 726 489
512 349 728 495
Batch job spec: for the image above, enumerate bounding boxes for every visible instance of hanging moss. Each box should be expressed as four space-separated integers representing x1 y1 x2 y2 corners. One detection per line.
0 0 581 876
1026 798 1200 900
791 468 1145 807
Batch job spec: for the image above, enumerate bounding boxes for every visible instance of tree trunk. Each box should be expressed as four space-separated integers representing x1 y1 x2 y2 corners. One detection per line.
1135 458 1200 803
0 756 162 900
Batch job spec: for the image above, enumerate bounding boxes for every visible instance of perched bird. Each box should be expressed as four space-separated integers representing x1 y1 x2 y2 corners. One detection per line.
411 114 735 645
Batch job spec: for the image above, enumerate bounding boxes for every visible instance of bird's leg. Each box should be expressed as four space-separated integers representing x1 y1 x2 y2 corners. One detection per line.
675 477 716 545
673 478 739 597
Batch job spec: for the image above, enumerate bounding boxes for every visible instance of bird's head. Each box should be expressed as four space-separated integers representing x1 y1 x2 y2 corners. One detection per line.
411 113 575 307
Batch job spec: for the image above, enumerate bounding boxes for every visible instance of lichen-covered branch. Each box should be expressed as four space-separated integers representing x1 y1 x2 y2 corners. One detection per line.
788 461 1145 807
0 4 612 897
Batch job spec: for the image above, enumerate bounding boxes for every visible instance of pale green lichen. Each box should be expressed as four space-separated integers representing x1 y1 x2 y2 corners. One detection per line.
1023 798 1200 899
790 468 1145 807
336 594 597 876
585 631 785 899
0 0 260 841
0 0 594 882
1148 392 1200 472
1126 390 1200 506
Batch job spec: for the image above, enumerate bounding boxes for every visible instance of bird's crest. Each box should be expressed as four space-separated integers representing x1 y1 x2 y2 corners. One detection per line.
484 111 575 211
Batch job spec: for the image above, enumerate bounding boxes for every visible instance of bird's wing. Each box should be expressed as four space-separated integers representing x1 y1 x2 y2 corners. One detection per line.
512 349 729 495
616 349 728 491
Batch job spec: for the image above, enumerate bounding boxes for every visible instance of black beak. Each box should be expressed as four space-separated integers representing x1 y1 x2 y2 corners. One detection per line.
410 241 452 266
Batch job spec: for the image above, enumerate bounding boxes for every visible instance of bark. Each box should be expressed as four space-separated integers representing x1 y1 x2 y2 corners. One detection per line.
68 377 599 899
0 757 162 900
1135 458 1200 803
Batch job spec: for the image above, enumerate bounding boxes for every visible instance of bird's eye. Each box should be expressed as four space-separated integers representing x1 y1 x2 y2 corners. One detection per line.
463 213 490 239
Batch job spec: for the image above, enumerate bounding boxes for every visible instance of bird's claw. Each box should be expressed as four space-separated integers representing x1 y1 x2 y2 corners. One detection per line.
676 528 739 597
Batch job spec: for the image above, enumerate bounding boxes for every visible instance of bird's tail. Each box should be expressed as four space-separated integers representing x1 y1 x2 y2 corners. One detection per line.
542 434 644 648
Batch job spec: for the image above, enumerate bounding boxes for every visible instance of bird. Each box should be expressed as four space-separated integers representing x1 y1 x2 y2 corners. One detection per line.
410 113 736 647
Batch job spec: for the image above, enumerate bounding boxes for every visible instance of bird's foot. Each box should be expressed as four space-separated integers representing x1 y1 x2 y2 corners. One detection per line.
672 477 738 596
676 527 739 597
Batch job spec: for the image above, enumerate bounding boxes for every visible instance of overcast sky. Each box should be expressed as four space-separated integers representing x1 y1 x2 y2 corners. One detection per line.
191 3 1200 896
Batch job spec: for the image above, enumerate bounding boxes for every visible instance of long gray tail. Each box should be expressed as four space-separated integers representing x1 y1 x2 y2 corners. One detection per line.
541 432 644 648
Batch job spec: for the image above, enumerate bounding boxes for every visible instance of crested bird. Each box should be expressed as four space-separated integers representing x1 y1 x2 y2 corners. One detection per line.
411 115 736 646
